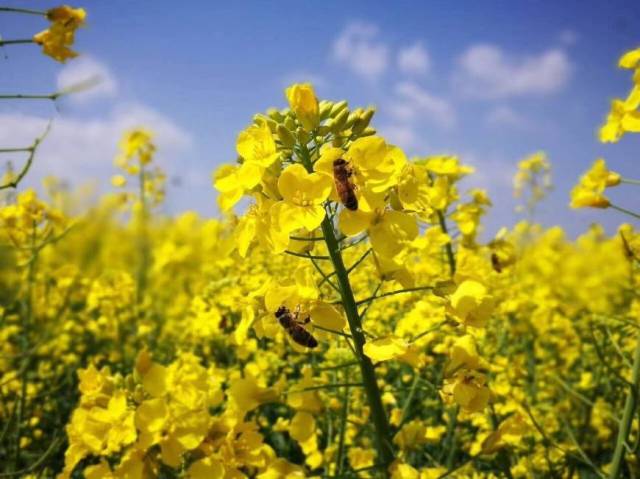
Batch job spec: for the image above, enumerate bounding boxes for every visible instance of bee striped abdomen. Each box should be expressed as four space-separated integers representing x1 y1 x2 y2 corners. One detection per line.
333 158 358 211
275 306 318 348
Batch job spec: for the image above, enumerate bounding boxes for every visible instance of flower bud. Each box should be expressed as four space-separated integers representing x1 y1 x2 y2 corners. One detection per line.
344 109 361 129
330 100 349 117
332 108 350 132
285 83 319 131
267 108 284 122
319 100 333 120
277 124 296 148
284 116 296 132
296 127 310 145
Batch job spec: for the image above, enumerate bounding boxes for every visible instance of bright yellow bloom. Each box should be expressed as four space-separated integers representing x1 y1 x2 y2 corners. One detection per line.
285 83 319 131
339 208 418 258
33 5 86 62
237 123 281 169
271 164 332 233
114 128 156 176
448 280 494 328
570 158 620 209
442 370 490 412
618 47 640 70
363 336 409 362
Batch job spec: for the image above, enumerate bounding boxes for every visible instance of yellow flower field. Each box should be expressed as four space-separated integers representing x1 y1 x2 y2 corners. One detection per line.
1 4 640 479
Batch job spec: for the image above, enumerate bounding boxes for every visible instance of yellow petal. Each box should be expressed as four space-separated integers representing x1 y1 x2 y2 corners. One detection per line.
363 336 409 362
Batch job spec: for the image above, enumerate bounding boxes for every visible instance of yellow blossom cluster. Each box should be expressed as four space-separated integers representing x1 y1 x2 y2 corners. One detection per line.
2 41 640 479
33 5 86 62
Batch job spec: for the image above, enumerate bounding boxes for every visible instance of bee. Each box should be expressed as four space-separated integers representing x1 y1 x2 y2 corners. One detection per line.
333 158 358 211
275 305 318 348
491 253 502 273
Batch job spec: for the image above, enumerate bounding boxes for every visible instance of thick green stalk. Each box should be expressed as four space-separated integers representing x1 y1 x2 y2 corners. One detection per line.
608 332 640 478
321 215 395 469
436 210 456 275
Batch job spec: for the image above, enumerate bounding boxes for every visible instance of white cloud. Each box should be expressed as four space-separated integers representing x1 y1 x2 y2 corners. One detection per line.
485 105 528 129
377 124 418 150
332 22 389 79
398 42 430 75
0 104 192 187
392 81 456 128
462 151 515 190
56 57 118 104
455 44 572 99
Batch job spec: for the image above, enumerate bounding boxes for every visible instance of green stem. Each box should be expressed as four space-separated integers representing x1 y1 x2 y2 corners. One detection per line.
335 369 351 476
0 121 51 191
0 39 35 47
321 214 395 470
609 332 640 478
354 285 434 306
0 7 46 15
0 147 32 153
436 210 456 275
0 93 61 101
136 166 149 305
610 204 640 221
285 250 330 260
620 178 640 186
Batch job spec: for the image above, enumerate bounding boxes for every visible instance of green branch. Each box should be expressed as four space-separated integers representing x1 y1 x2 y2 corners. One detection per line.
354 285 434 306
609 332 640 478
0 7 46 15
0 121 51 190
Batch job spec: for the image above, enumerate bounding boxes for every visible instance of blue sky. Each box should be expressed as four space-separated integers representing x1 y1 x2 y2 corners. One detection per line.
1 0 639 237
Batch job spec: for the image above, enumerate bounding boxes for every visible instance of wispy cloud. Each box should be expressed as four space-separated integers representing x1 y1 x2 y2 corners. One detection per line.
397 42 430 76
485 105 529 129
0 105 192 187
392 81 456 128
455 44 572 99
56 56 118 104
332 21 389 79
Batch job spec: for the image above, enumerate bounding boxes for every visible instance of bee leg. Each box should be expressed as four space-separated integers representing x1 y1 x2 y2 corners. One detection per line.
302 316 311 324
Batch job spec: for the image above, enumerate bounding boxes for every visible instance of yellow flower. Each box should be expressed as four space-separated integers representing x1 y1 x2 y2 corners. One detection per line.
213 165 247 212
363 336 409 362
446 334 482 375
443 370 490 412
228 376 279 414
421 155 474 180
346 136 407 194
570 158 620 209
115 128 156 175
237 123 280 170
111 175 126 188
285 83 319 131
339 208 418 258
33 5 86 62
271 164 332 233
188 456 225 479
396 162 432 216
618 47 640 70
87 391 137 454
448 280 494 328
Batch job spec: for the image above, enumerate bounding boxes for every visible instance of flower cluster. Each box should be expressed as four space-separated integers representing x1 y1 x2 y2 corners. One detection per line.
600 47 640 143
2 41 640 479
33 5 86 62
